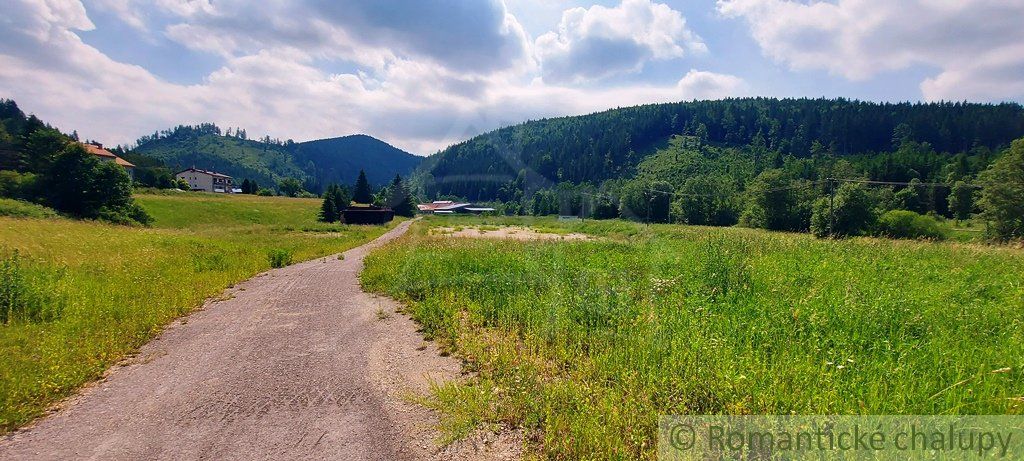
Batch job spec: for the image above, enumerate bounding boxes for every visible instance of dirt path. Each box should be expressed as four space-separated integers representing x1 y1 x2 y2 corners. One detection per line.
0 219 518 461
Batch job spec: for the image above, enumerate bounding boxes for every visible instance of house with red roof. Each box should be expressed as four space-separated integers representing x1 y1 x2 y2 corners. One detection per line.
81 142 135 180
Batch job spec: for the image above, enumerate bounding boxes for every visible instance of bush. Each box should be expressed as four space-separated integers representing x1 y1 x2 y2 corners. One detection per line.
256 188 275 196
267 248 293 268
875 210 947 240
0 170 38 199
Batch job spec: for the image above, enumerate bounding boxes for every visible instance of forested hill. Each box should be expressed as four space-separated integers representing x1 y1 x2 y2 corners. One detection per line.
293 135 422 187
132 125 421 192
417 98 1024 200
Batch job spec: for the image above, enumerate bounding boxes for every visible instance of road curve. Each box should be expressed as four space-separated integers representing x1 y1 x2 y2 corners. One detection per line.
0 219 503 460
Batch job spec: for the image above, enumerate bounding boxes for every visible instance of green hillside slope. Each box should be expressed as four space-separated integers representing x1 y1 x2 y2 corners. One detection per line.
132 125 421 192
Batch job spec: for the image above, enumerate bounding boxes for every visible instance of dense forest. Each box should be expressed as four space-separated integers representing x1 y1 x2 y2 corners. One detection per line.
417 98 1024 200
131 126 421 193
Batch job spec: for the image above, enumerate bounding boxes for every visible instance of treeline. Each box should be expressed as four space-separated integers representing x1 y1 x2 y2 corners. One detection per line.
469 134 1024 241
130 123 294 150
0 99 151 225
419 98 1024 201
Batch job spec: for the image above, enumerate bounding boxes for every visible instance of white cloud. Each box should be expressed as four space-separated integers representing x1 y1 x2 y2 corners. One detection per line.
718 0 1024 101
536 0 706 83
0 0 746 155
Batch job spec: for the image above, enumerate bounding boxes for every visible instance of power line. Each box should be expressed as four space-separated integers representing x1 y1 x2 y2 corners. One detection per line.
833 178 982 188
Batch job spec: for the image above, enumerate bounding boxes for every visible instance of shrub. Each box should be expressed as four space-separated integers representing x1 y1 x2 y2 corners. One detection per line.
267 248 293 268
256 188 275 196
875 210 947 240
0 170 38 199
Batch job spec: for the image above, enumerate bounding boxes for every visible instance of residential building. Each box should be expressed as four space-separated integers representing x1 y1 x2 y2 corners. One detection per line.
175 167 236 193
81 142 135 180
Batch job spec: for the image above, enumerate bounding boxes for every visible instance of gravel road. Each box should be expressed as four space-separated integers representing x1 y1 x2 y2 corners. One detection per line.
0 219 519 460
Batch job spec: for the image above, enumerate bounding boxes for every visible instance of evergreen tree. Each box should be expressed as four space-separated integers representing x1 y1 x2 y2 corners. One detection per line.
318 191 338 223
387 174 416 217
352 170 373 204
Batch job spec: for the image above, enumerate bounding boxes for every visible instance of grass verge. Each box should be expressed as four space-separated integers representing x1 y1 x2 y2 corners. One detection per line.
0 192 396 432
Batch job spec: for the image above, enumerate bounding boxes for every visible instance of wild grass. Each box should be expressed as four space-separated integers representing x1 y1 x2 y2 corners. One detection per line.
362 217 1024 460
0 198 60 219
0 192 395 432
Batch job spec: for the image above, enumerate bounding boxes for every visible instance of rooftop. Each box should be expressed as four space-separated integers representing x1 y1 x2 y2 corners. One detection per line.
177 167 232 179
81 142 135 167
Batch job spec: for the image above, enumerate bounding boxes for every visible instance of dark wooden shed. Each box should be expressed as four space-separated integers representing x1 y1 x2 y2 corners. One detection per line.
342 206 395 225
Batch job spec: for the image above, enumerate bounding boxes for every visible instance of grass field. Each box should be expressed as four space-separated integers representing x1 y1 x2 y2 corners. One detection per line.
362 216 1024 459
0 192 396 432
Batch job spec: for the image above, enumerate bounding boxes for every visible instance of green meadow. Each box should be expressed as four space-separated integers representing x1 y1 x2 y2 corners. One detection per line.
0 192 395 432
362 216 1024 460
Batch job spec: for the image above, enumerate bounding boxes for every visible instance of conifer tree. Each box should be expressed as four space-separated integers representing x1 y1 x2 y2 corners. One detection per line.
352 170 373 204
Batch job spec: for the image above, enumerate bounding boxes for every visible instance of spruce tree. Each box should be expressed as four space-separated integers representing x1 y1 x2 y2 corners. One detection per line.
352 170 373 204
318 191 338 223
387 174 417 217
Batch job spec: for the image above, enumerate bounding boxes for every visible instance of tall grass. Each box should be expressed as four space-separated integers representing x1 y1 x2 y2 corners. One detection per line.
0 192 396 432
362 218 1024 459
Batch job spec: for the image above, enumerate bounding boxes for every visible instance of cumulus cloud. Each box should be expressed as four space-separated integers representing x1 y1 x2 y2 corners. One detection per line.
0 0 746 154
536 0 706 83
718 0 1024 101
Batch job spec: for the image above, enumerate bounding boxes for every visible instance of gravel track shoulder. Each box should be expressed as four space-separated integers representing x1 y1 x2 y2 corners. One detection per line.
0 219 519 461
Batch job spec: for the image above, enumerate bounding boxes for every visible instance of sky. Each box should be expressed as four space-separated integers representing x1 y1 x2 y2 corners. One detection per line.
2 0 1023 155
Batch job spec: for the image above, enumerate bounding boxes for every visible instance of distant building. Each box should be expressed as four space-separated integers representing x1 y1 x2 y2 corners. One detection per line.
175 167 236 193
342 205 394 224
81 142 135 180
417 201 495 214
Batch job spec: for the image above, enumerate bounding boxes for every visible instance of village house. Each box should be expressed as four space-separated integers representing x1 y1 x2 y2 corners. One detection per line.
81 142 135 180
175 167 237 193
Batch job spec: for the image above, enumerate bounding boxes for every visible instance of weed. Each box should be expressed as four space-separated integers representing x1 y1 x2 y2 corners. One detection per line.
267 249 293 268
0 250 65 324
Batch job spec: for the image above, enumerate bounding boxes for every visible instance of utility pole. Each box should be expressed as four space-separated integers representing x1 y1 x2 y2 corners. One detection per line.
828 177 836 237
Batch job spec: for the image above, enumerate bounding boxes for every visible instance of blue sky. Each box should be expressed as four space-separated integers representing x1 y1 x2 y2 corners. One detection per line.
2 0 1022 155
